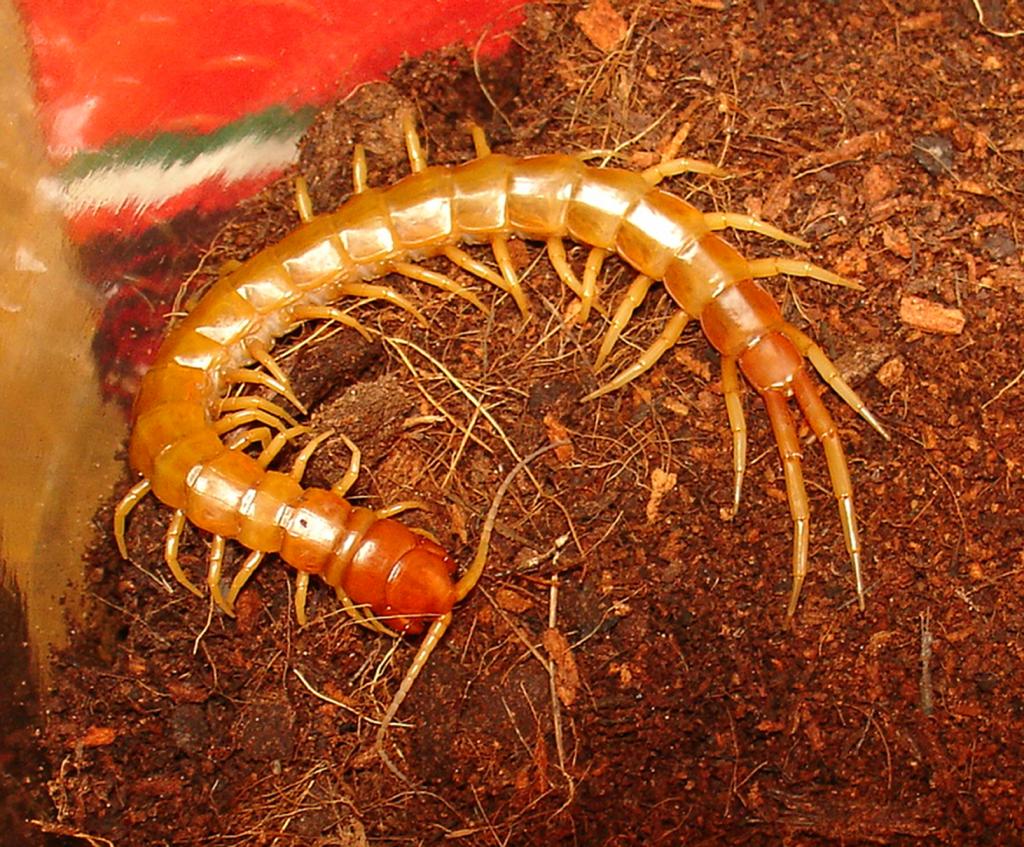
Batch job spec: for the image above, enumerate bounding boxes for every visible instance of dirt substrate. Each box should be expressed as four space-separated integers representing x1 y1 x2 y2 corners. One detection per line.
33 1 1024 844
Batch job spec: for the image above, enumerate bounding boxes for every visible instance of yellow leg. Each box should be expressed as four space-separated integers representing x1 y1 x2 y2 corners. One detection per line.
490 235 531 318
443 244 509 295
244 338 307 414
290 304 372 341
470 123 491 157
594 274 653 370
255 425 312 468
207 535 234 616
584 310 690 401
579 248 606 324
392 260 488 314
225 549 265 609
402 111 427 173
217 396 299 430
779 324 889 440
352 144 368 193
748 257 862 291
721 356 747 514
376 500 429 520
215 408 296 437
761 391 811 622
704 212 809 248
325 434 361 497
164 509 204 597
223 368 303 412
294 176 314 223
113 478 151 559
791 369 865 612
335 281 427 327
295 572 310 626
641 157 728 184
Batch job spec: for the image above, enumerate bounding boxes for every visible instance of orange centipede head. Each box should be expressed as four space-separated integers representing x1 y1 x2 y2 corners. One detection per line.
383 537 458 635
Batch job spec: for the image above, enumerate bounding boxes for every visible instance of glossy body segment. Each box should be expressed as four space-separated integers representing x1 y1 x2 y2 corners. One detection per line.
116 121 887 654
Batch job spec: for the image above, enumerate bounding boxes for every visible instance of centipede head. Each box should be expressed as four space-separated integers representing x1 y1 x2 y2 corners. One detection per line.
383 536 458 634
345 521 458 635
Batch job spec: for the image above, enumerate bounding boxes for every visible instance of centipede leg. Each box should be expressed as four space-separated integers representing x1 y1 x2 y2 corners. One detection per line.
402 111 428 173
778 324 890 440
215 408 296 438
113 478 152 558
443 244 517 302
294 176 314 223
546 238 585 300
583 310 690 401
352 144 368 193
579 247 607 323
164 509 204 596
244 338 307 414
721 355 748 514
290 304 372 341
335 281 427 327
218 396 300 430
761 391 811 621
594 273 654 370
791 369 866 611
207 535 233 615
490 235 531 318
704 212 809 248
641 157 728 184
748 257 862 291
295 572 310 626
391 260 488 313
223 368 304 413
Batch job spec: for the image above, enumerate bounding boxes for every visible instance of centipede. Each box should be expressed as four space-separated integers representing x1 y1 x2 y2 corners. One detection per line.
113 113 889 745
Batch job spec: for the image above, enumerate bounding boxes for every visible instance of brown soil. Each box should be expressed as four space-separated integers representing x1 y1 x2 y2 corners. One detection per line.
35 2 1024 845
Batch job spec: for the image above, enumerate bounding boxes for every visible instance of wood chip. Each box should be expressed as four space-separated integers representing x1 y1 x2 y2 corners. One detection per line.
542 413 574 461
80 726 117 748
875 356 906 388
899 295 966 335
645 467 677 523
574 0 628 52
495 587 533 613
542 628 579 707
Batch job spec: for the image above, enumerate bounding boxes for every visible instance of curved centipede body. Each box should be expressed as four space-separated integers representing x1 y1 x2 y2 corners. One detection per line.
114 114 888 737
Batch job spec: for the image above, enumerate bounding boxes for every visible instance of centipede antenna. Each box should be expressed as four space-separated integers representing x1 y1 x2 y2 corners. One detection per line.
455 441 568 601
376 440 569 778
375 612 452 780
